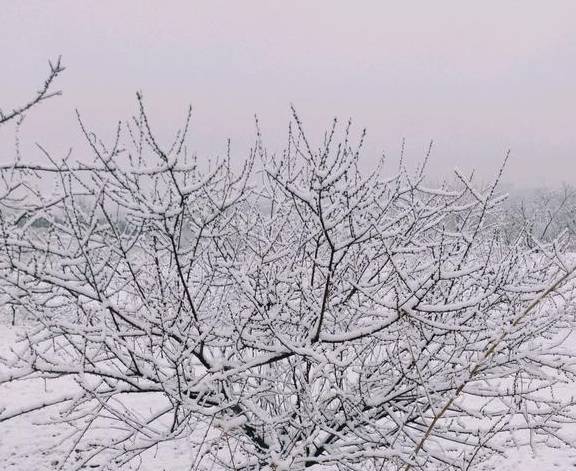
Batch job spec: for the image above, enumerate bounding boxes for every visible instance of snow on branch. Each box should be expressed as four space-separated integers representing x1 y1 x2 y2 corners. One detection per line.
1 100 576 471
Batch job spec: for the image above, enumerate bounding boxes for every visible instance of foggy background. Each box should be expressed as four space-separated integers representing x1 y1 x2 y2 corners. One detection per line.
1 1 575 188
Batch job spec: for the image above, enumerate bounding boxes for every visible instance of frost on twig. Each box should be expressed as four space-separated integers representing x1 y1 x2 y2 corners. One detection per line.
0 57 65 126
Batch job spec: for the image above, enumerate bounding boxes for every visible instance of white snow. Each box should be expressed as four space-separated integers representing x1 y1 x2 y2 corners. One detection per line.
2 313 576 470
0 320 195 471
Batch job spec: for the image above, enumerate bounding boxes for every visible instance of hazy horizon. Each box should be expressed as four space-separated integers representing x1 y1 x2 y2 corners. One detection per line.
2 1 575 188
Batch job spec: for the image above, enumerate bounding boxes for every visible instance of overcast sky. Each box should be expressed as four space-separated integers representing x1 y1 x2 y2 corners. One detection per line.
1 1 575 187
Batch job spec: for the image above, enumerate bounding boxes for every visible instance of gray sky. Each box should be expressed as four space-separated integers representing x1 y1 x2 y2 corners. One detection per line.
1 1 575 187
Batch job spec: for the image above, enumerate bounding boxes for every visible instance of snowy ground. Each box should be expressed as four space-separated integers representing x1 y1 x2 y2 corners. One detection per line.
2 319 576 470
0 320 199 470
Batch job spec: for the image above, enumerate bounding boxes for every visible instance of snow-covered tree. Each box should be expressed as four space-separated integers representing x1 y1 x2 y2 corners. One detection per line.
1 94 575 470
0 57 64 324
497 185 576 250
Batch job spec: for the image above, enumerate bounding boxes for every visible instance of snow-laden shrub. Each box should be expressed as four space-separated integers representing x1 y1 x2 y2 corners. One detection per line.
1 90 576 470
